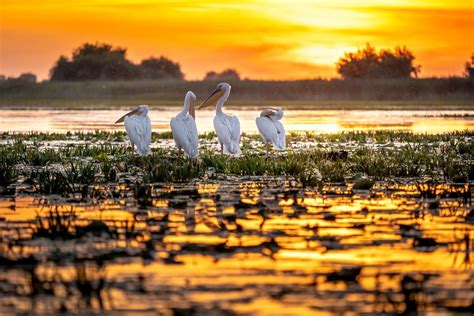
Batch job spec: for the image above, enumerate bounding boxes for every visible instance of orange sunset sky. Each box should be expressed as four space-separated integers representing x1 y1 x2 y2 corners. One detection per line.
1 0 473 80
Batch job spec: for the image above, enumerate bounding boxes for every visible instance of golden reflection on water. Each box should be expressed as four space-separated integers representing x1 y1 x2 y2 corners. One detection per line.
197 183 219 194
0 181 472 315
240 182 261 205
0 109 473 133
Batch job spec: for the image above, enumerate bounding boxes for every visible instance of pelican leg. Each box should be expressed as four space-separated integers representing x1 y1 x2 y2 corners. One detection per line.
131 143 135 153
220 143 224 154
178 147 183 156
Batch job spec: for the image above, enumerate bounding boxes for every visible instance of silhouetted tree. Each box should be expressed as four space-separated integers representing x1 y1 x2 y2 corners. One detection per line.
336 44 420 79
50 43 137 80
465 53 474 79
204 69 240 80
139 56 183 79
50 42 184 81
50 56 73 81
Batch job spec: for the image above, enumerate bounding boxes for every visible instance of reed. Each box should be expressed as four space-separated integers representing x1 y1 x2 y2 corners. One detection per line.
0 131 471 197
1 78 472 105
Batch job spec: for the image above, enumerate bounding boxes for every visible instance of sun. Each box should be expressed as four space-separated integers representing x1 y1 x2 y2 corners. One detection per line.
291 46 352 66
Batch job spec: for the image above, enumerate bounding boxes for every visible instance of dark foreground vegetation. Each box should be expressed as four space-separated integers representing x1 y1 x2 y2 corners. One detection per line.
1 131 472 193
0 130 472 315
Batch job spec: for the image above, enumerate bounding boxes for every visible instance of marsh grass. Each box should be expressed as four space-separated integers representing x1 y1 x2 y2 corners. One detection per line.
0 131 472 197
30 160 99 196
33 206 77 239
288 130 474 144
0 163 17 187
0 131 222 144
1 78 472 104
31 206 117 240
3 130 472 144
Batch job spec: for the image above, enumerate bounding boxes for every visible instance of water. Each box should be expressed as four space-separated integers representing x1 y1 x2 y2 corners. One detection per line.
0 181 471 315
1 108 473 133
0 108 472 314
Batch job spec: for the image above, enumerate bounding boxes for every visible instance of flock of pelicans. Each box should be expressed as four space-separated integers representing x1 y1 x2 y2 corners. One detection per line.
115 82 285 156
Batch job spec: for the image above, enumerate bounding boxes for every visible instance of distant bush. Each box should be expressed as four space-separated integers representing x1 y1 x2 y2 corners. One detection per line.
50 42 183 81
50 43 136 80
465 53 474 79
139 57 183 80
17 73 37 83
336 44 420 79
0 72 37 83
204 69 240 81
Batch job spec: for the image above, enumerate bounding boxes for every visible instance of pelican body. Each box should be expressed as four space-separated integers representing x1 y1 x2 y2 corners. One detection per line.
256 107 285 150
199 83 241 155
115 105 151 155
170 91 199 157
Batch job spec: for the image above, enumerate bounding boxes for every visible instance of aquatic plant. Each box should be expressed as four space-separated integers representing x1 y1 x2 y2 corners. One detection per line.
32 206 77 239
0 157 471 315
0 163 17 187
29 160 99 196
0 131 471 197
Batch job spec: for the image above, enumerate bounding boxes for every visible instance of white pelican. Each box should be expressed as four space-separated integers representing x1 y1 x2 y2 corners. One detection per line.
256 107 285 151
170 91 199 157
115 105 151 155
198 82 241 155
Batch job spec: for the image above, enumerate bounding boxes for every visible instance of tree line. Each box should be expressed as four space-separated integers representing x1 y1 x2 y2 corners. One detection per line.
2 42 472 82
48 43 245 81
50 43 183 81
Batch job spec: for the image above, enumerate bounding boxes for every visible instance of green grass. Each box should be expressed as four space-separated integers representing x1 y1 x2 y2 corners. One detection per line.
0 131 472 197
2 130 472 143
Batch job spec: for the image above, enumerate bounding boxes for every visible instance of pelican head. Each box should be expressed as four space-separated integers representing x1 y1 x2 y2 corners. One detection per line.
185 91 197 103
185 91 197 118
198 82 231 109
115 105 149 123
260 107 284 120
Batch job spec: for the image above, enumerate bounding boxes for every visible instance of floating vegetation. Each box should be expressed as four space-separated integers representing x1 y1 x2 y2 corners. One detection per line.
1 131 472 193
0 131 472 315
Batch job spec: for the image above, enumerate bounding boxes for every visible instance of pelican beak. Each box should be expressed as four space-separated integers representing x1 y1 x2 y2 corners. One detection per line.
198 87 224 109
115 108 140 123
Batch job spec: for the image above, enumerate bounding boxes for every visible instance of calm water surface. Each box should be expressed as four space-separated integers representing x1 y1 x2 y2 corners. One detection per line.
1 108 473 133
0 181 472 315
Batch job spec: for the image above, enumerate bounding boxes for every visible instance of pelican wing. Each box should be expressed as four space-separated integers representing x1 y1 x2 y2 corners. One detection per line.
256 117 285 150
273 120 286 150
229 115 241 148
214 114 241 155
124 115 151 155
256 117 278 144
170 115 199 157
